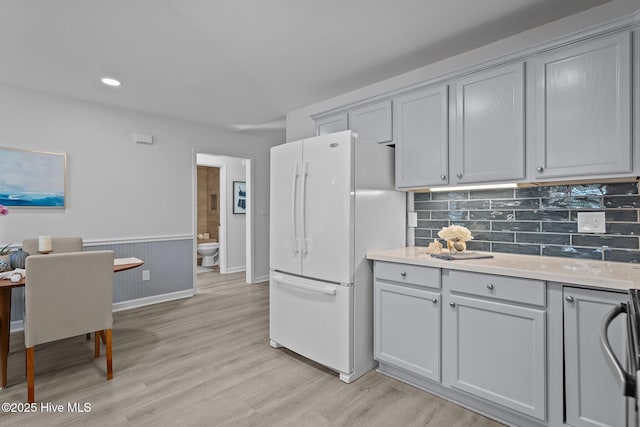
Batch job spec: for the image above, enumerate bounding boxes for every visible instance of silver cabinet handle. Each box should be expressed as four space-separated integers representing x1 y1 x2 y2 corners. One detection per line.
449 302 456 307
440 174 446 180
431 298 438 303
487 283 494 290
536 166 544 173
566 296 574 303
456 172 463 178
400 271 406 277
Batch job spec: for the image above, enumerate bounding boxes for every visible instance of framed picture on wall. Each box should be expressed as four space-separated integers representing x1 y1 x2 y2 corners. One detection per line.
0 147 66 208
233 181 246 214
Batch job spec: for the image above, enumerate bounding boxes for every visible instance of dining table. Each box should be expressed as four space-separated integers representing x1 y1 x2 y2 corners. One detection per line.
0 257 144 388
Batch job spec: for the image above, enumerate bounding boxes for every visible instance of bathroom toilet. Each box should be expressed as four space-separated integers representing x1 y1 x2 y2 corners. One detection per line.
197 242 219 267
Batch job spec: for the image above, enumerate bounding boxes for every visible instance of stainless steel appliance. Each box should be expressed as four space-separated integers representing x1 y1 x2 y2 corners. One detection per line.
602 289 640 426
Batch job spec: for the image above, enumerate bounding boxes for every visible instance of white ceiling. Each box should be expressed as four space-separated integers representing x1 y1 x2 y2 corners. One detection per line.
0 0 610 131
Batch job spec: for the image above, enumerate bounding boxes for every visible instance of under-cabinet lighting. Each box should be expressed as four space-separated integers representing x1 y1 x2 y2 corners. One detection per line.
428 183 518 192
101 77 121 87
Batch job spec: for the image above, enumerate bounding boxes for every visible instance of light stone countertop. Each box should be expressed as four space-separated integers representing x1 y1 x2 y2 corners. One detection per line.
367 246 640 292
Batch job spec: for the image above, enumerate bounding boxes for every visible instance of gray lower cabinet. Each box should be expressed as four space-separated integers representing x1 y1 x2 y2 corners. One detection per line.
563 287 627 427
373 261 631 426
374 262 441 382
443 292 546 420
374 281 441 381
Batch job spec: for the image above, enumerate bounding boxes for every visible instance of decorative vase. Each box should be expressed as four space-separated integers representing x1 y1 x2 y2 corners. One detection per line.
9 248 29 269
0 255 10 272
447 238 467 253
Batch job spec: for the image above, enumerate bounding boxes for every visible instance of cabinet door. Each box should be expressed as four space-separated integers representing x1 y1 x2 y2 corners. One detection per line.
564 287 627 427
529 32 632 179
444 294 546 419
374 281 440 382
452 62 525 184
349 100 393 144
394 85 448 188
315 113 348 136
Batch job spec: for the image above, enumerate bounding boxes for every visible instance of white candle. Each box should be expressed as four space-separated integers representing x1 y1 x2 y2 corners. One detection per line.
38 235 52 252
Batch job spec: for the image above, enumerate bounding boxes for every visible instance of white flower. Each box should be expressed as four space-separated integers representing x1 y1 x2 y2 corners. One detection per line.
437 225 473 242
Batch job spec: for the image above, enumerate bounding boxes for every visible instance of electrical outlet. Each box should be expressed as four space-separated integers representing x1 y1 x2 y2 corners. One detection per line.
408 212 418 228
577 212 606 233
142 270 150 281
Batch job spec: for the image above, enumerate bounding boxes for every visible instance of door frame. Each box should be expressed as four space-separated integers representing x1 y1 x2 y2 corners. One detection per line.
192 150 253 289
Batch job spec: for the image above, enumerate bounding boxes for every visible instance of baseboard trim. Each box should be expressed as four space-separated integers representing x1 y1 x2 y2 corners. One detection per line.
112 289 194 312
10 320 23 333
225 266 246 274
252 275 269 284
10 289 195 333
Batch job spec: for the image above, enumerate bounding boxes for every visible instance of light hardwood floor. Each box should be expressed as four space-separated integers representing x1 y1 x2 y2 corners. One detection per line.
0 272 503 426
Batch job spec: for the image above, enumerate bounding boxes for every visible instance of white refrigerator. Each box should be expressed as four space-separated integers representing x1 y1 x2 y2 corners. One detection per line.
269 130 405 383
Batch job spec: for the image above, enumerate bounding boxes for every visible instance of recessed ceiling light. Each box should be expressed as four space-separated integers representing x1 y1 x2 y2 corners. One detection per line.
101 77 121 87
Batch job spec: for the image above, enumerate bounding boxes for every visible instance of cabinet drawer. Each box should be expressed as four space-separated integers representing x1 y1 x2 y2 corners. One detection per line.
447 270 544 306
375 261 440 289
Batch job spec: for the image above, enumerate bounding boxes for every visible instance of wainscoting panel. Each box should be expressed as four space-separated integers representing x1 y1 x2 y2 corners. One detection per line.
10 237 194 323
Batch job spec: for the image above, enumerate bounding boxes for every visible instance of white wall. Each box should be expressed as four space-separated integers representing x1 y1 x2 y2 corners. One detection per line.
197 154 247 273
286 0 640 141
0 83 283 281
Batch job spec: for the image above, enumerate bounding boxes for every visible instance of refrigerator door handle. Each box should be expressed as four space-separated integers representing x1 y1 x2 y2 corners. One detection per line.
272 275 336 296
291 162 300 254
301 161 309 254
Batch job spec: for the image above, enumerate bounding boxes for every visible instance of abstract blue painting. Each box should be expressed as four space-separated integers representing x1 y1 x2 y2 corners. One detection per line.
0 147 66 208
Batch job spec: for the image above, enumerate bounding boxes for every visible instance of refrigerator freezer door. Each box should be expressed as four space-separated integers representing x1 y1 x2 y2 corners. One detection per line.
270 140 303 275
302 131 353 284
269 272 353 374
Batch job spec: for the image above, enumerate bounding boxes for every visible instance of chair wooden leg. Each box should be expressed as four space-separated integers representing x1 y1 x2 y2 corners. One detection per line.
106 329 113 380
26 347 34 403
94 332 100 358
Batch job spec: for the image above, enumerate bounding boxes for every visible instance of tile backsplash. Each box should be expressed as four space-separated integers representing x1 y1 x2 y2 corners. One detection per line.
413 181 640 263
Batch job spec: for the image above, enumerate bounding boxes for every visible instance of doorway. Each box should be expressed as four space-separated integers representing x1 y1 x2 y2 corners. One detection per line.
194 153 252 288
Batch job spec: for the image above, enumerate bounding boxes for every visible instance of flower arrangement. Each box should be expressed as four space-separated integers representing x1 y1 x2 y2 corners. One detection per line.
437 225 473 242
438 225 473 253
0 204 7 216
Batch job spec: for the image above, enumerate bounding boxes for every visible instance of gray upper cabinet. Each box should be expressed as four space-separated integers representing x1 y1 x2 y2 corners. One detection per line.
452 62 525 184
348 100 393 144
394 85 449 189
528 32 633 180
564 287 627 427
315 112 348 136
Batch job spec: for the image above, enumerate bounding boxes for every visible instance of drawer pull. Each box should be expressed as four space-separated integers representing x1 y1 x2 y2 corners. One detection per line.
566 295 574 303
431 298 438 303
400 271 407 277
456 172 463 179
486 283 494 290
449 302 456 307
440 174 446 180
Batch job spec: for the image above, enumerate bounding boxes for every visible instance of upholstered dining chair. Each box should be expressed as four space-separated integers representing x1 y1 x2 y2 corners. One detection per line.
24 250 115 403
22 237 83 255
23 237 91 341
